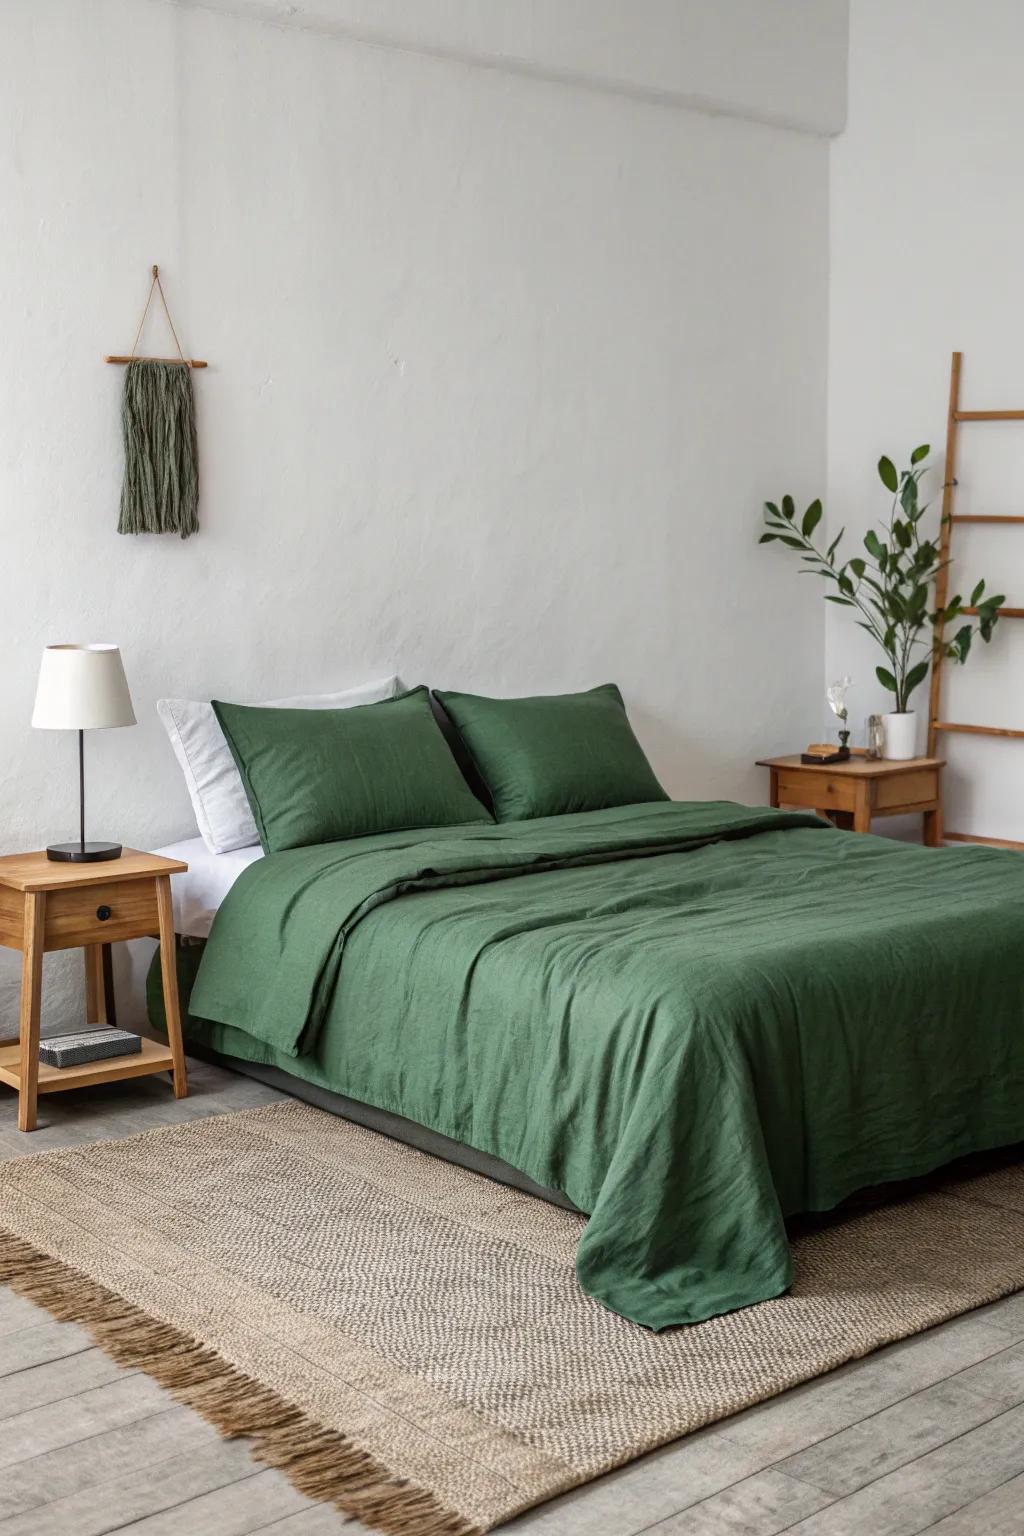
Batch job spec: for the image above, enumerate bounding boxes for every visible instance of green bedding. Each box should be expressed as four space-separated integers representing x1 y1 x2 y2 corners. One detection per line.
187 800 1024 1329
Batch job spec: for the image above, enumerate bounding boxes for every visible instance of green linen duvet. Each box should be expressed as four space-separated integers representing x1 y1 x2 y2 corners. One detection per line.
185 801 1024 1329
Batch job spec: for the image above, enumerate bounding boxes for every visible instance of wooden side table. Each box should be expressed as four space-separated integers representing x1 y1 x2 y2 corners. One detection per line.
0 849 188 1132
756 753 946 846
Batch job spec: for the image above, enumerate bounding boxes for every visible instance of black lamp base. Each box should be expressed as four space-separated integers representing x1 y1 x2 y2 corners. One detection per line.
46 842 123 864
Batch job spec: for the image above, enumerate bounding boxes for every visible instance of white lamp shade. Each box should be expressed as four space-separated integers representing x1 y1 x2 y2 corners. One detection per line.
31 644 136 731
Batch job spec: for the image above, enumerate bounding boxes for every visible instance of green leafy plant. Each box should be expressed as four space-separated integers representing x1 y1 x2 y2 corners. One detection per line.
760 448 1004 713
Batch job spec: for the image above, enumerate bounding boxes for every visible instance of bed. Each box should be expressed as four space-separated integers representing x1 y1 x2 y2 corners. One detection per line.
151 798 1024 1331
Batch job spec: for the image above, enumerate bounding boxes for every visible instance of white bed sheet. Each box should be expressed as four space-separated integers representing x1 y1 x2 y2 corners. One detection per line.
154 836 263 939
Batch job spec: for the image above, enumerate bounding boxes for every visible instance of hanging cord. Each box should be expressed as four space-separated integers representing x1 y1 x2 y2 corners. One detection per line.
128 265 188 364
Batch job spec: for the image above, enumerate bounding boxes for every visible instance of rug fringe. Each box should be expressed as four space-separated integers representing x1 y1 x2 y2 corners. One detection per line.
0 1229 480 1536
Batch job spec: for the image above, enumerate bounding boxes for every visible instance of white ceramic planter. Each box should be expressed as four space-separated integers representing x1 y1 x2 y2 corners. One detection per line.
883 711 918 761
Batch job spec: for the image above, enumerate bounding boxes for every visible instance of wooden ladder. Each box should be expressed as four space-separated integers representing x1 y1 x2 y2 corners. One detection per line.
927 350 1024 851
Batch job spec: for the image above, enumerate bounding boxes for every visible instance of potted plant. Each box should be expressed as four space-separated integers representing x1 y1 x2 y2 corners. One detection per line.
760 447 1003 759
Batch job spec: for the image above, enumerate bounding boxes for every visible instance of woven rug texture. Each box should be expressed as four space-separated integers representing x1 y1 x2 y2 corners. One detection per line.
2 1101 1024 1534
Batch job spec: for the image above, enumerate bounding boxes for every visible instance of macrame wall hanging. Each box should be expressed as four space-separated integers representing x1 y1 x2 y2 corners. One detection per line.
106 265 207 539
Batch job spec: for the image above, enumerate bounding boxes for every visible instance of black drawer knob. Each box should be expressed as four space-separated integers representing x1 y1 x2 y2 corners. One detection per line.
96 905 112 922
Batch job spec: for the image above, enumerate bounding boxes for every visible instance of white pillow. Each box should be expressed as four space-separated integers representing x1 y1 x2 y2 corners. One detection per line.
158 675 402 853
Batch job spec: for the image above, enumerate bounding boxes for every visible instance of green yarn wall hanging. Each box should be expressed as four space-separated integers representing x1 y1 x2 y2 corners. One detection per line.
109 266 204 539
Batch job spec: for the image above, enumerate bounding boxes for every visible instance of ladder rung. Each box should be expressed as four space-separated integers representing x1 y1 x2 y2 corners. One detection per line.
954 409 1024 421
932 721 1024 739
962 605 1024 618
951 514 1024 524
945 831 1024 851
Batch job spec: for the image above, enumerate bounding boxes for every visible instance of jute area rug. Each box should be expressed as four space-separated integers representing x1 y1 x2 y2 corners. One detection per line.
2 1103 1024 1536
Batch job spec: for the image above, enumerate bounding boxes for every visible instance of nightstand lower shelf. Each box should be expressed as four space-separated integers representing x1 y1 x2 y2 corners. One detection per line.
0 1037 175 1094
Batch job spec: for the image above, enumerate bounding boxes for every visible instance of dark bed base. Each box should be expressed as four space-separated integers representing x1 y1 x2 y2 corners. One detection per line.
187 1041 582 1213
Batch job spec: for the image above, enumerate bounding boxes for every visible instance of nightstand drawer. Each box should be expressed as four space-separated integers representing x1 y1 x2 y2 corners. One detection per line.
44 879 160 951
874 769 938 811
775 770 857 813
0 886 20 948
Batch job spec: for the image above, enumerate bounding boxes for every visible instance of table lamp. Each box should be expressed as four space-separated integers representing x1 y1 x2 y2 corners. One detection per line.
31 644 136 862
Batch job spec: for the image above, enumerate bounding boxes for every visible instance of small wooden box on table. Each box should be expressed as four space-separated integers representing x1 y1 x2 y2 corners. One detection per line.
756 753 946 845
0 849 188 1132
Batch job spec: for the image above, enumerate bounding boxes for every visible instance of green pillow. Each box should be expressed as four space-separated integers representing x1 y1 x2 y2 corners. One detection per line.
212 686 492 853
434 683 667 822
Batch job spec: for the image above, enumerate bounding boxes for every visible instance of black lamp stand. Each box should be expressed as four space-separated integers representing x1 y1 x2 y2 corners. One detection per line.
46 730 123 863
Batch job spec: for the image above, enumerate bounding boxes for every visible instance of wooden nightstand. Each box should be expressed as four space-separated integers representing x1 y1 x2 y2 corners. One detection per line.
0 849 188 1132
756 753 946 846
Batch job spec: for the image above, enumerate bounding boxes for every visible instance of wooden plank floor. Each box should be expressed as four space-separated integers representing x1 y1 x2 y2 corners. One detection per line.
2 1059 1024 1534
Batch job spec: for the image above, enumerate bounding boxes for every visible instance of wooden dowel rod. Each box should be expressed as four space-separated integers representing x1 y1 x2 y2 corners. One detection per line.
961 606 1024 618
951 514 1024 524
932 721 1024 739
105 355 208 368
945 831 1024 851
954 409 1024 421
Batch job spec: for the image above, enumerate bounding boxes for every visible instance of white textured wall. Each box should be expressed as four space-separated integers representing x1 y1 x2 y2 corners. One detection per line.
1 0 832 1027
184 0 850 134
828 0 1024 842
